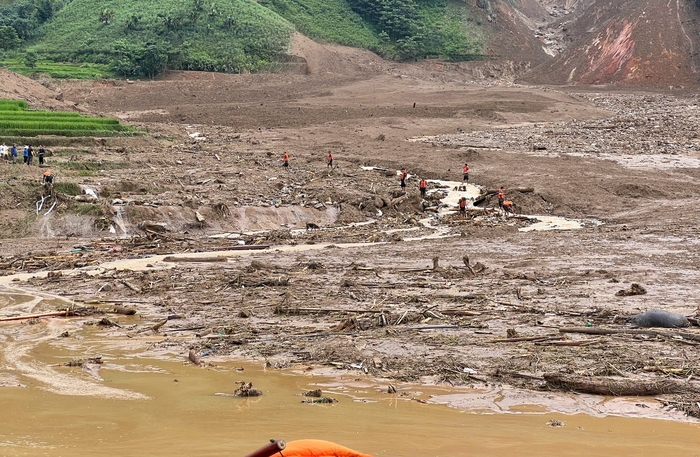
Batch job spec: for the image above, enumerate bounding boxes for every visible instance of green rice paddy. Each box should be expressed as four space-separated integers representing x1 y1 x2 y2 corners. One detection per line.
0 99 139 137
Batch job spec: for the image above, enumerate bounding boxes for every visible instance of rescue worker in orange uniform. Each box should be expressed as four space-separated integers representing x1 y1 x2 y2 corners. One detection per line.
282 152 290 171
400 169 407 193
458 197 467 218
497 187 505 209
503 200 515 214
462 163 469 183
419 177 427 198
42 169 54 184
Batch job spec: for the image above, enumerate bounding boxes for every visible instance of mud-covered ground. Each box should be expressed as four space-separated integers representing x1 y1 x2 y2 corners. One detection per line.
2 53 700 419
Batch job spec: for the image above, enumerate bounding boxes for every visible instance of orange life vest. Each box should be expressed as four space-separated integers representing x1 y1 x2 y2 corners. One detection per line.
284 153 289 162
497 189 505 199
419 179 427 189
459 199 467 209
43 170 52 177
463 165 468 173
282 439 374 457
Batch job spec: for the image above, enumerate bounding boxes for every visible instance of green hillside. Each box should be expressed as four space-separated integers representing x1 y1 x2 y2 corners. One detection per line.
32 0 295 76
1 0 483 78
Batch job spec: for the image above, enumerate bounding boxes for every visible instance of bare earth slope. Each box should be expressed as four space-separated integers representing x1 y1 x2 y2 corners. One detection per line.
519 0 700 86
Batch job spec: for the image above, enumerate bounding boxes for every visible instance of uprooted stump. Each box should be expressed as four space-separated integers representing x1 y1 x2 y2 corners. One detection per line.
303 389 323 397
234 381 263 397
616 283 647 297
302 396 337 404
544 373 700 396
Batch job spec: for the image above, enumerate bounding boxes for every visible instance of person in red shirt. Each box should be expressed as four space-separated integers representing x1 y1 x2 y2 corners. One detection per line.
462 164 469 183
400 169 407 193
419 178 427 198
458 197 467 218
327 151 333 168
282 152 290 171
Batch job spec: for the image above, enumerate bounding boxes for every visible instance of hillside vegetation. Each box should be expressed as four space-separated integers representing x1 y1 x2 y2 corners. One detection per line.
0 0 483 78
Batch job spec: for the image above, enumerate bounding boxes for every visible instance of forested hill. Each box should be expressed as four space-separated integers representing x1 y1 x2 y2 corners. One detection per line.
0 0 484 78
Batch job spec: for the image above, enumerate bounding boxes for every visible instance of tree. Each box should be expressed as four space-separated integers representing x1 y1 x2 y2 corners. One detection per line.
35 0 54 22
125 14 141 30
24 50 39 68
0 25 21 50
110 40 170 78
99 8 115 25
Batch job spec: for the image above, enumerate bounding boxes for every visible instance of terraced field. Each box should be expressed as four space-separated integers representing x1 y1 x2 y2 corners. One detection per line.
0 100 137 137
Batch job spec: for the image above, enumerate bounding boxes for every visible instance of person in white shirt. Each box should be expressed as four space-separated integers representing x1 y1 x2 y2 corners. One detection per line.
0 143 7 161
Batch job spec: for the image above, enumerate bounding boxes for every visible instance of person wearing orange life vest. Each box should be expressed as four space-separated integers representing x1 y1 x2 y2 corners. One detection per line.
497 187 505 209
458 196 467 218
462 163 469 183
419 178 427 197
282 152 290 171
503 200 515 214
327 151 333 168
42 169 54 184
399 168 407 193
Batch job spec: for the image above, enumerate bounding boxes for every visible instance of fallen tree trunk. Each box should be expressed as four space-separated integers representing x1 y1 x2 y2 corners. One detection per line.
544 373 700 396
0 310 69 322
162 255 229 263
559 327 700 342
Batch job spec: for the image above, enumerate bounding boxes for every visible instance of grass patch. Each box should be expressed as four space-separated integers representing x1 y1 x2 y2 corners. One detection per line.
76 170 95 177
260 0 378 48
72 203 104 216
0 59 116 79
0 100 28 111
53 181 82 196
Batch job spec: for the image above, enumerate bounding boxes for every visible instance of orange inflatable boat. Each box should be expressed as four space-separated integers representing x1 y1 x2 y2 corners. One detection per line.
283 439 374 457
245 439 374 457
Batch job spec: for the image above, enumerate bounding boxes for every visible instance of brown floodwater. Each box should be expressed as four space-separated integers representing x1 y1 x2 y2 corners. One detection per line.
2 292 700 457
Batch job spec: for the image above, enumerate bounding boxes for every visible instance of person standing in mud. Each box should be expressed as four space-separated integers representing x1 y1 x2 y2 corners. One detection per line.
282 152 290 171
400 169 407 194
419 177 427 198
23 145 28 164
327 151 333 168
0 143 7 162
462 163 469 184
458 197 467 218
38 145 45 165
26 145 34 165
10 144 17 164
497 187 505 210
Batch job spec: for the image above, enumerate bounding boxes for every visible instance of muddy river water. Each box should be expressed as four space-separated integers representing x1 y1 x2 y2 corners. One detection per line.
2 292 700 456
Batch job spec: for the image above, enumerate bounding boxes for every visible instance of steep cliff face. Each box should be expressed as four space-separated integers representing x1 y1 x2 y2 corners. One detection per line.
511 0 700 86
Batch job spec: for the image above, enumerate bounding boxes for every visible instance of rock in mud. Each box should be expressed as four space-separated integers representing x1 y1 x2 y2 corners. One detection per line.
633 309 689 328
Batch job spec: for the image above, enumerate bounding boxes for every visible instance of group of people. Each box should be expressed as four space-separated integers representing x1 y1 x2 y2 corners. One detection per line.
0 143 47 165
279 152 515 216
400 162 516 217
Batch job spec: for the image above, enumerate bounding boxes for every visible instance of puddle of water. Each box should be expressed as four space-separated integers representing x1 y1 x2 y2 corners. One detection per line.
518 215 583 232
2 351 700 457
